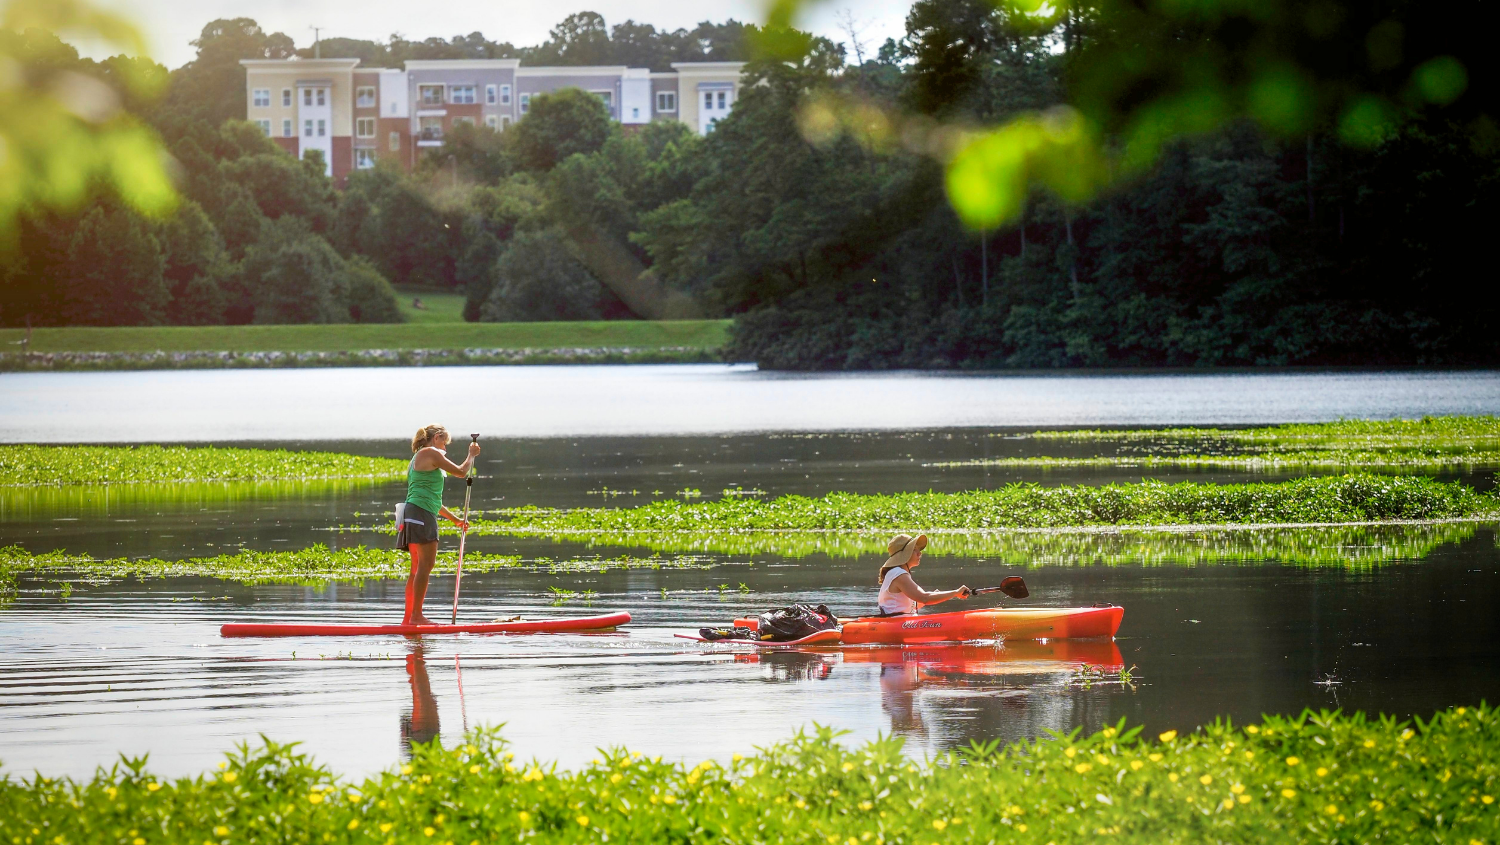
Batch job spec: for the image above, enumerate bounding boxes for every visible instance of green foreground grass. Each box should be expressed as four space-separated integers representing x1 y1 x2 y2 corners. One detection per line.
471 475 1499 536
0 446 406 486
937 416 1500 471
3 707 1496 845
393 289 467 324
0 320 730 354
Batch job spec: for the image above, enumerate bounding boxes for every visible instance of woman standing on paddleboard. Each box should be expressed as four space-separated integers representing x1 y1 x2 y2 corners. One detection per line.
397 424 480 625
877 533 971 616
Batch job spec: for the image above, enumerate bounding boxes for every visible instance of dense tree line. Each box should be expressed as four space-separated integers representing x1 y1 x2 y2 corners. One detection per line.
3 2 1496 369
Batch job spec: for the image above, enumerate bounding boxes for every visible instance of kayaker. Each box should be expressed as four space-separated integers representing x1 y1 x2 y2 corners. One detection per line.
877 533 971 616
397 424 480 625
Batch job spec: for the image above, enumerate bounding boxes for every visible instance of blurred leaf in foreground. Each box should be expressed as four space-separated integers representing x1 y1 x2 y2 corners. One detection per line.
0 0 176 243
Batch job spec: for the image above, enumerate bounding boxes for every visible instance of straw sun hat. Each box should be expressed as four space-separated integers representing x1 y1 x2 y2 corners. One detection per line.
878 533 929 582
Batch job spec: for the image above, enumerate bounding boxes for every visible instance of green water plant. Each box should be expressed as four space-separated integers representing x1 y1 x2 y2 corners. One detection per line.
471 475 1497 535
936 416 1500 471
0 445 407 486
2 706 1496 844
509 522 1482 568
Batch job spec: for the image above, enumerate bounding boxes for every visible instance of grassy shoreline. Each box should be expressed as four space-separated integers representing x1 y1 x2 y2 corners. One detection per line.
0 445 406 487
3 706 1495 844
0 320 731 354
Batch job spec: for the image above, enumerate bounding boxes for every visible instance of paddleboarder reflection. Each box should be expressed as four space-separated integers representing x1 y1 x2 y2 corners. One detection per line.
400 644 441 757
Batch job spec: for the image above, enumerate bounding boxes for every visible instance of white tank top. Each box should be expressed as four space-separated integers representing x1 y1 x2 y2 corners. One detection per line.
878 567 919 616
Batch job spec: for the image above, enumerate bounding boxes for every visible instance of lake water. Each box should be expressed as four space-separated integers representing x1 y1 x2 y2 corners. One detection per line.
2 368 1499 780
4 366 1500 442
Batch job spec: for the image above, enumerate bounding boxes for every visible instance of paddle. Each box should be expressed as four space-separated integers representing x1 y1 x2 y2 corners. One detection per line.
970 576 1029 599
450 433 480 624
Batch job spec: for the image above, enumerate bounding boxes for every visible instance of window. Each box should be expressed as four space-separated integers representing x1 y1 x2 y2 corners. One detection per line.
485 84 497 105
282 88 292 106
418 84 443 106
704 91 713 109
316 88 326 107
303 88 312 106
631 106 640 120
317 119 326 137
519 93 530 114
500 84 511 105
282 119 293 137
500 115 512 129
356 86 376 107
304 119 313 137
254 119 271 135
593 91 612 107
390 101 399 115
656 91 676 112
252 89 270 107
389 131 401 151
356 118 375 138
355 149 377 169
452 116 475 127
418 116 443 140
484 115 498 129
717 91 726 109
449 84 476 104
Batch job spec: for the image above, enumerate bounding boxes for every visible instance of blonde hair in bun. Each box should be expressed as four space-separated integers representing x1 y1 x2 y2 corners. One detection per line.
411 424 449 452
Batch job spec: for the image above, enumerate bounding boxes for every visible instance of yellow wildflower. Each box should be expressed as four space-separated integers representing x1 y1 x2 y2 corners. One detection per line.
1370 800 1384 811
1103 727 1116 738
1221 798 1234 810
1400 729 1414 741
1245 725 1259 734
1095 754 1110 766
517 812 530 825
732 754 743 763
610 773 623 784
1168 773 1179 783
842 762 856 772
1457 707 1467 715
380 823 393 833
1065 747 1077 758
1200 775 1213 786
213 827 229 836
402 765 413 775
576 816 589 827
858 801 873 811
222 772 237 784
665 794 678 804
1286 756 1300 766
1075 763 1092 774
1363 739 1375 748
1244 751 1255 760
468 765 480 774
424 827 435 837
1238 795 1251 804
347 820 360 831
1130 761 1144 771
1282 789 1297 798
1148 754 1163 763
932 820 948 831
1159 730 1178 742
1324 804 1338 815
1017 824 1028 833
132 839 144 845
1483 795 1494 804
147 783 161 792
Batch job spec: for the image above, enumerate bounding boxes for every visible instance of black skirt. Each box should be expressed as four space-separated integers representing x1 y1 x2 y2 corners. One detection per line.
396 503 440 550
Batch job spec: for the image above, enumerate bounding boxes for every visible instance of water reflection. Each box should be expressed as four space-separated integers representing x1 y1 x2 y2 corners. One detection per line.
401 644 442 757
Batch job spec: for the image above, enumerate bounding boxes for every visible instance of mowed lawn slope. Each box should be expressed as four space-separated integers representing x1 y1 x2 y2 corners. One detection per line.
0 320 731 354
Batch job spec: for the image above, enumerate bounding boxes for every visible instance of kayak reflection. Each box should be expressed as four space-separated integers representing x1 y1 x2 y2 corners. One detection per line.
400 644 441 758
730 639 1125 745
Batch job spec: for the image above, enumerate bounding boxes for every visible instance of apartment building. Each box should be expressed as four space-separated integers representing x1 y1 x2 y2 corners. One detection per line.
242 57 744 180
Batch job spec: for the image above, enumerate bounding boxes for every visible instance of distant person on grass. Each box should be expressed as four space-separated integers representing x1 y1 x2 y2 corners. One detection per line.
397 424 479 625
877 533 971 616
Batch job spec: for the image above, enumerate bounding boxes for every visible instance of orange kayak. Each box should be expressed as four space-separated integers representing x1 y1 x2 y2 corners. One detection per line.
839 605 1123 644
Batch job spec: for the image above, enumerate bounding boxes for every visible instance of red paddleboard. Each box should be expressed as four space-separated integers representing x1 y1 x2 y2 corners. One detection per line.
221 611 631 638
840 605 1123 644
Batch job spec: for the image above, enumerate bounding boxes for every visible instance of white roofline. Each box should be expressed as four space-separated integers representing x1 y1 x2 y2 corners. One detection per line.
405 59 521 70
517 65 628 77
240 58 360 68
670 61 746 70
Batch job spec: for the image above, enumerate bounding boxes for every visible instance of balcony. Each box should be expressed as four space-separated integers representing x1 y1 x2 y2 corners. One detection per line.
416 126 444 147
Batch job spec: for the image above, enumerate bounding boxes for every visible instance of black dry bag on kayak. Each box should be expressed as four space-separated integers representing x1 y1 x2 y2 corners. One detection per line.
756 603 840 642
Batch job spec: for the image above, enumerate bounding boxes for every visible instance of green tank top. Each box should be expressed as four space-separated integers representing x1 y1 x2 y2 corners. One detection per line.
406 457 444 514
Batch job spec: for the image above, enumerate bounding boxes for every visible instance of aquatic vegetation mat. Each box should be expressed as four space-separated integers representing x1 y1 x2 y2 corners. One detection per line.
938 415 1500 470
469 475 1498 535
2 706 1496 844
0 445 406 486
0 545 719 603
510 522 1483 567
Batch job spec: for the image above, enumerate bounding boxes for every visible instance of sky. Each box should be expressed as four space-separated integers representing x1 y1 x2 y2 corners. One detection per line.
88 0 916 69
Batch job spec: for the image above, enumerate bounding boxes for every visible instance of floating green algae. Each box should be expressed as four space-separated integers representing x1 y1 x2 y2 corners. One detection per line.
937 416 1500 470
3 706 1497 845
0 478 395 519
468 475 1497 534
502 522 1482 567
0 445 406 486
